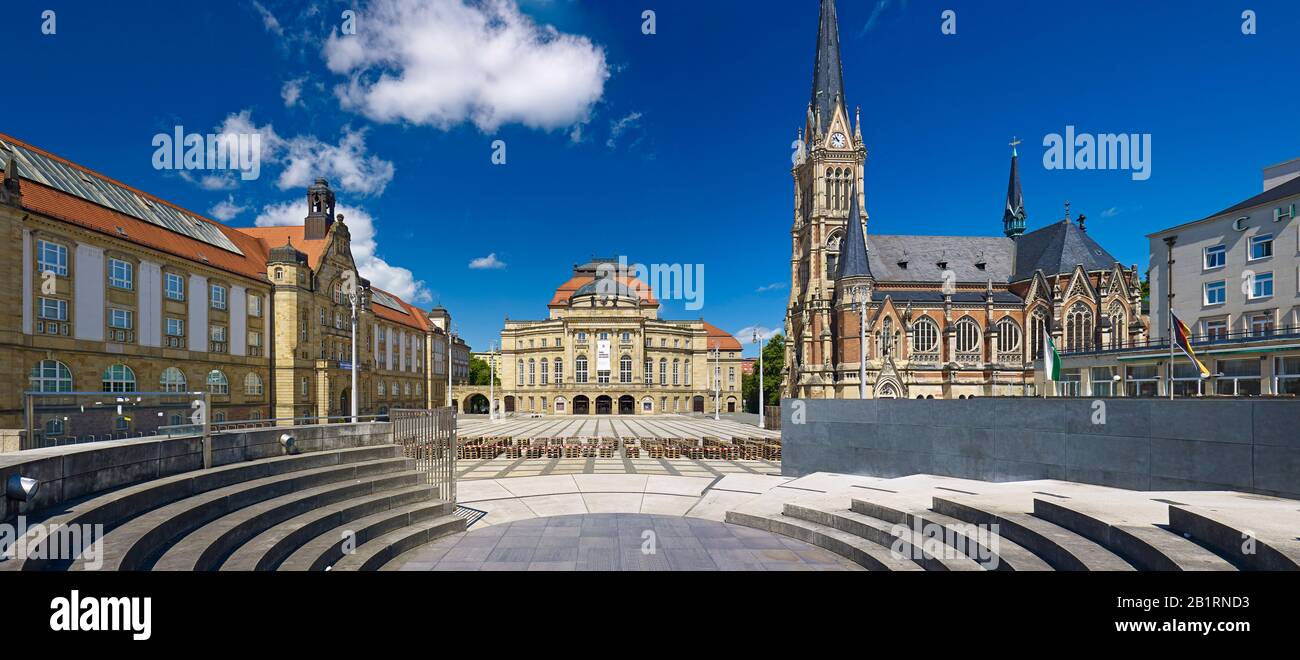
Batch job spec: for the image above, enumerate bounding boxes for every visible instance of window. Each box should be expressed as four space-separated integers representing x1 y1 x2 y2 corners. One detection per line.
206 370 229 395
160 367 187 393
1250 272 1273 299
528 359 536 386
166 318 185 337
659 358 668 385
109 308 133 329
1057 369 1081 397
210 284 227 310
37 240 68 276
554 358 563 383
597 368 610 385
1249 234 1273 261
210 325 227 350
642 398 653 412
109 258 133 290
672 359 680 385
301 377 310 397
1204 281 1226 305
1275 357 1300 396
274 267 284 281
1064 303 1093 351
102 364 136 392
45 419 65 436
621 331 631 343
1170 362 1205 397
165 273 185 301
912 318 939 354
39 297 68 321
576 332 587 342
555 397 566 412
248 294 262 317
1090 367 1117 397
1125 364 1159 398
1203 245 1226 269
1250 313 1275 336
1204 319 1228 340
645 359 653 384
685 360 691 386
619 356 632 384
1216 359 1261 396
378 381 386 397
598 332 609 341
517 359 525 386
996 318 1022 355
540 359 549 385
879 317 896 358
575 356 588 383
1029 309 1049 360
29 360 72 393
954 318 981 355
244 373 263 396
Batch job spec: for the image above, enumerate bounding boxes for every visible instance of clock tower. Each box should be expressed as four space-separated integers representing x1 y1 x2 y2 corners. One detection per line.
783 0 868 398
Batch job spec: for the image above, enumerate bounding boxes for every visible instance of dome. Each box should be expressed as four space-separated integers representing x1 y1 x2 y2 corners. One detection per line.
570 278 642 301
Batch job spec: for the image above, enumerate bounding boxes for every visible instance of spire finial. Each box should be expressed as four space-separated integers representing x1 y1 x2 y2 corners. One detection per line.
1009 136 1021 157
1064 200 1071 221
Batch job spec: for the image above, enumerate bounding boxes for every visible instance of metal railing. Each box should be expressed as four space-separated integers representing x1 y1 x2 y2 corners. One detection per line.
390 408 457 503
1061 325 1300 356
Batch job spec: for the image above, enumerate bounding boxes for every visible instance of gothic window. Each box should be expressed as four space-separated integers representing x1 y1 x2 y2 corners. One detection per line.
911 318 939 354
996 318 1022 354
825 169 833 210
955 318 981 355
825 230 842 279
879 317 896 358
1065 303 1094 351
1030 309 1049 359
576 355 588 383
1108 302 1127 349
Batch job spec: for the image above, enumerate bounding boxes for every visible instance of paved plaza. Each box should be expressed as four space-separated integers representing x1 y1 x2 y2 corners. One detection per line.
458 414 780 442
391 513 863 571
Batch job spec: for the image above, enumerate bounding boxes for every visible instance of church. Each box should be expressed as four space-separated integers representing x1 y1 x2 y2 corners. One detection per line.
783 0 1148 400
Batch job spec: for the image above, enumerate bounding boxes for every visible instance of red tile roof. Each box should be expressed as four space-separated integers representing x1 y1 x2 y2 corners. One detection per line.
703 322 742 351
238 225 331 270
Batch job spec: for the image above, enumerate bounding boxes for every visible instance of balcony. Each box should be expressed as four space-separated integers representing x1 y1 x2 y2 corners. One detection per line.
1060 325 1300 357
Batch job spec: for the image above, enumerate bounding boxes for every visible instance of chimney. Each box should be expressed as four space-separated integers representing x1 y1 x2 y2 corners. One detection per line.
1263 158 1300 192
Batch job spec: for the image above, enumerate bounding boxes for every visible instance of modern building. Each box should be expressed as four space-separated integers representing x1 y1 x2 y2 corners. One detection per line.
0 132 467 441
783 0 1147 400
1060 159 1300 397
497 258 744 415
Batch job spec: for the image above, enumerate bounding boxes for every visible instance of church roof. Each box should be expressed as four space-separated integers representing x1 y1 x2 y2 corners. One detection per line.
809 0 847 135
1012 218 1119 281
835 182 872 279
877 289 1024 304
865 235 1014 283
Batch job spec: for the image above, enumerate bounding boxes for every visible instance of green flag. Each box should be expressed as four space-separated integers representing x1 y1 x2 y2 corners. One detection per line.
1042 324 1062 381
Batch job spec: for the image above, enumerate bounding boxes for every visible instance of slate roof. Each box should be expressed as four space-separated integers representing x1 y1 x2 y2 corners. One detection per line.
1011 219 1120 282
1203 174 1300 220
809 0 846 135
864 235 1015 283
835 181 872 279
875 290 1024 304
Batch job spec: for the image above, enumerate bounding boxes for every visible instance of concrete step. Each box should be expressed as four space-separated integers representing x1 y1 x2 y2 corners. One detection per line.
278 500 458 571
1033 499 1236 572
723 510 923 571
220 484 441 571
850 498 1052 571
153 471 422 571
69 457 413 571
933 497 1136 571
1167 506 1300 571
783 503 984 571
326 515 467 571
3 444 402 572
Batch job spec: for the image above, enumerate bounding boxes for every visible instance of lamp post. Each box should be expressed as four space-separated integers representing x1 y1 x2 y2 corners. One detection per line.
711 343 721 421
347 285 367 424
853 284 868 399
489 341 497 421
753 329 764 429
446 327 457 410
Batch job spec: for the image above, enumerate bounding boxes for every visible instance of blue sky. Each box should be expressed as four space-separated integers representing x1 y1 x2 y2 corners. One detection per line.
4 0 1299 356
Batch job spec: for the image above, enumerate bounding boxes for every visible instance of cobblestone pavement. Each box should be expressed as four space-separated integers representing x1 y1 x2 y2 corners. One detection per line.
395 513 863 571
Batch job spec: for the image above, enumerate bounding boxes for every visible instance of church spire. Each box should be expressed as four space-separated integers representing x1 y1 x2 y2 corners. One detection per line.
1003 138 1027 239
810 0 847 137
836 181 872 280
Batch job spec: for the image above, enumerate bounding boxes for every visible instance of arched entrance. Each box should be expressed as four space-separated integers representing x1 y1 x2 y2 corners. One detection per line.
618 395 635 415
573 395 590 415
504 396 515 413
726 397 737 413
465 393 490 414
339 389 351 417
595 395 613 415
692 396 705 413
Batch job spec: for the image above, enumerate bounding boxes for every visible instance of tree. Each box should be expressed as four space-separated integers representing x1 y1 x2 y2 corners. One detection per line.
742 333 784 414
468 357 500 386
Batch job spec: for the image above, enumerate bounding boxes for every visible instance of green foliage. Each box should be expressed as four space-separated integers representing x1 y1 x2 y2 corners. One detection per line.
468 357 500 386
743 333 784 413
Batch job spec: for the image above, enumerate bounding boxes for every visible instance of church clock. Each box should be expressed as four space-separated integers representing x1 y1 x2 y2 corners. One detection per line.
830 132 847 149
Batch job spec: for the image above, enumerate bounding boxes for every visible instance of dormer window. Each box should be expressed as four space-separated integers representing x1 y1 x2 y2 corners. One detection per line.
975 261 987 270
936 261 948 271
896 261 908 269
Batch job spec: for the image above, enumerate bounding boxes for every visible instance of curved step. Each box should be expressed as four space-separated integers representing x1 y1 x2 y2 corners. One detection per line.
724 510 923 571
933 497 1136 571
3 444 401 572
278 500 458 571
153 471 422 571
783 503 984 571
327 515 467 571
70 457 413 571
220 484 441 571
1033 499 1236 572
850 499 1052 571
1167 506 1300 571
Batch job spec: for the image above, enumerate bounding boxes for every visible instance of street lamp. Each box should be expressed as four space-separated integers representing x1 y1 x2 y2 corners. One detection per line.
711 343 721 421
489 341 497 421
852 284 868 399
346 284 368 423
753 329 764 429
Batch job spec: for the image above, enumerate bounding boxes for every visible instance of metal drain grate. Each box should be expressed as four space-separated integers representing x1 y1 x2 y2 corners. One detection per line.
453 505 488 528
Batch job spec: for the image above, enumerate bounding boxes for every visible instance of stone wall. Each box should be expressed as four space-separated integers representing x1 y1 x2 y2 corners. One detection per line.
0 422 391 522
781 398 1299 500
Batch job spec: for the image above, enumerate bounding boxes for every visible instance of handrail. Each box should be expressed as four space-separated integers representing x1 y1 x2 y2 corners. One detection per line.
1061 325 1300 356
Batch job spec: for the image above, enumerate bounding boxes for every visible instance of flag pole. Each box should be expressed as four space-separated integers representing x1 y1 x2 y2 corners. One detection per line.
1164 236 1177 400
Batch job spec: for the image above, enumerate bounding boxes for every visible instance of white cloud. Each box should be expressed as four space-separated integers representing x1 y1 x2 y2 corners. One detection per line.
468 253 507 270
323 0 609 132
735 325 781 343
217 110 395 196
281 78 305 107
251 0 284 35
606 111 642 149
756 282 786 293
255 200 432 304
1101 207 1120 218
209 195 248 221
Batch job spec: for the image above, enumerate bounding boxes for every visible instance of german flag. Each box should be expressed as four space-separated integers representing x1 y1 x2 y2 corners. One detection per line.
1172 313 1210 378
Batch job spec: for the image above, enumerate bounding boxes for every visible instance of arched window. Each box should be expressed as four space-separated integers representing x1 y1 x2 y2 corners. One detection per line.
879 317 896 358
826 229 843 277
825 169 834 210
540 359 549 385
659 358 668 385
911 318 939 354
1108 302 1127 349
528 359 536 386
554 358 563 383
1065 303 1093 351
244 372 263 396
517 359 524 386
1030 308 1049 359
274 267 284 281
996 318 1022 355
30 360 73 393
102 364 136 393
620 355 632 383
206 370 229 395
160 367 187 393
954 318 981 356
575 355 588 383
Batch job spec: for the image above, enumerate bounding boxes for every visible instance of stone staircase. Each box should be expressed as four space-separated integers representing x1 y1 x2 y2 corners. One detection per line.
726 485 1300 572
0 443 464 572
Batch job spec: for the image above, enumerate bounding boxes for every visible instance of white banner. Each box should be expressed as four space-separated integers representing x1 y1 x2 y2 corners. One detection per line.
596 340 611 372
